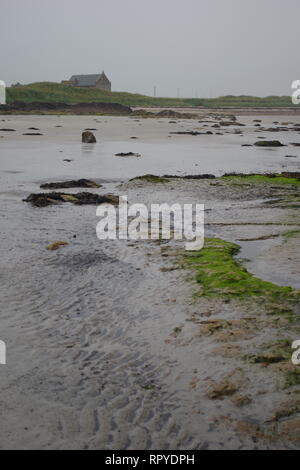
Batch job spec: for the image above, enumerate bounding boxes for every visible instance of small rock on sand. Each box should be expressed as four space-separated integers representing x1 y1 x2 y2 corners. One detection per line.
23 133 43 136
254 140 284 147
40 179 101 189
115 152 141 157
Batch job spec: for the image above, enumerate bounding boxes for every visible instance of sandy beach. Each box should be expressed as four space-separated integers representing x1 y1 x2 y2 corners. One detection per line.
0 112 300 449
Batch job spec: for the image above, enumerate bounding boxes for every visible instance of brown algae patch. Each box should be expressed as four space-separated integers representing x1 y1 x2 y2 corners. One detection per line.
46 241 69 251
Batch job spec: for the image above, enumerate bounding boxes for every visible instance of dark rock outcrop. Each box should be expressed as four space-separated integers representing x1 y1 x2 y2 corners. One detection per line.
82 131 96 143
170 131 204 136
115 152 141 157
131 109 200 119
0 101 132 115
23 133 43 136
40 179 101 189
24 192 119 207
254 140 284 147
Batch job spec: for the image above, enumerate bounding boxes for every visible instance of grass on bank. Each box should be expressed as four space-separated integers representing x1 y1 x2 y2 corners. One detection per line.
6 82 298 108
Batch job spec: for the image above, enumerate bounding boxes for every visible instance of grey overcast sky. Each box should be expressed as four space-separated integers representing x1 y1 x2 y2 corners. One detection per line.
1 0 299 97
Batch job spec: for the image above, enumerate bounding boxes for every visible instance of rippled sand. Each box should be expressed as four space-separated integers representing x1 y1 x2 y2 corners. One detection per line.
0 114 299 449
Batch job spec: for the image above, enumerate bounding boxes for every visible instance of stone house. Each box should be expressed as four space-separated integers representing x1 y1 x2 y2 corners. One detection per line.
65 71 111 92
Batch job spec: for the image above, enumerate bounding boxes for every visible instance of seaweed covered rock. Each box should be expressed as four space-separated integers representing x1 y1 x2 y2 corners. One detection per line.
40 179 101 189
254 140 284 147
219 121 245 127
24 192 119 207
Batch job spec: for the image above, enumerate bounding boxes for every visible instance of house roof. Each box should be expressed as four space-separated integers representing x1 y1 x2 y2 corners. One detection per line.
70 72 110 87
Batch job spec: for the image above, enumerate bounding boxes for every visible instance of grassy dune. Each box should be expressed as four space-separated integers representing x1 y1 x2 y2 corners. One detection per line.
6 82 296 108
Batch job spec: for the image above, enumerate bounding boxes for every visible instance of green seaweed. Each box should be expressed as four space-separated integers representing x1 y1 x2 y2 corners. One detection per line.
142 384 156 391
284 369 300 388
173 327 182 336
130 175 169 183
283 229 300 240
221 174 300 186
183 238 299 302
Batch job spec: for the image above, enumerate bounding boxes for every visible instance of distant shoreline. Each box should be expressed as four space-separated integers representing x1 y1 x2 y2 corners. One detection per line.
0 101 132 116
5 82 300 111
1 102 300 116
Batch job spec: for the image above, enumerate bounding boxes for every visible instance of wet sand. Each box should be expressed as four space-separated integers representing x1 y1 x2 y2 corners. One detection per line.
0 113 300 449
1 114 300 183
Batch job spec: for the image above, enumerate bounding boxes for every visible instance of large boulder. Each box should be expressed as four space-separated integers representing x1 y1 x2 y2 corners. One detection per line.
82 131 96 143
